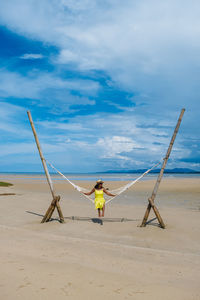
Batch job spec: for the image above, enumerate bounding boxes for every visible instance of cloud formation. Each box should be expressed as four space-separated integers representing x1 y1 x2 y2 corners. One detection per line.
1 0 200 106
0 1 199 171
20 53 44 59
0 70 98 114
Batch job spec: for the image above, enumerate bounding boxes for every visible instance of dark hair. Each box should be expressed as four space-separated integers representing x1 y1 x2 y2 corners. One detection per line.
94 182 103 189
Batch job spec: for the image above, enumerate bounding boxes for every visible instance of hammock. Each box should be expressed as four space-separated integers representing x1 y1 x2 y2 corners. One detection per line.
47 160 160 204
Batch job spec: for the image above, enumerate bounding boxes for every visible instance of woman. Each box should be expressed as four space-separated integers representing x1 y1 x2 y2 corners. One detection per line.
84 179 116 217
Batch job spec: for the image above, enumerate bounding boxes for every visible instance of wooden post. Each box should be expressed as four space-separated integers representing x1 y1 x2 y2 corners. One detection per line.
27 111 65 223
140 108 185 228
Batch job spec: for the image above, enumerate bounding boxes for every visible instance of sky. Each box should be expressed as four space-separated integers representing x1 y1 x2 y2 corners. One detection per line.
0 0 199 173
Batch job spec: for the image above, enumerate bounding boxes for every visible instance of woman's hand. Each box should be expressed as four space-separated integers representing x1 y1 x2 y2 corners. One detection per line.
103 188 116 197
83 188 95 196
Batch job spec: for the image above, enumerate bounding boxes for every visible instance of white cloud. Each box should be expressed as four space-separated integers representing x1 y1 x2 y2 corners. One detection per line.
0 101 25 118
0 102 31 136
0 0 199 112
20 53 44 59
96 136 140 160
0 70 98 112
36 111 186 169
38 121 84 131
0 1 199 110
0 102 193 171
0 1 199 171
0 142 68 156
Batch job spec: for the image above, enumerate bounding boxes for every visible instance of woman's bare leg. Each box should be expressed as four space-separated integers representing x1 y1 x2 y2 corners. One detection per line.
102 205 105 217
98 208 101 217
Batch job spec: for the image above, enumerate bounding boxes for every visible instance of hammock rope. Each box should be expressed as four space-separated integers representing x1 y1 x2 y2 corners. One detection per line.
46 160 161 205
47 160 94 203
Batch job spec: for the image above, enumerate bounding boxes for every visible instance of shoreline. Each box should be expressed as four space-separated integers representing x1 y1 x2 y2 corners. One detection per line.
0 172 200 183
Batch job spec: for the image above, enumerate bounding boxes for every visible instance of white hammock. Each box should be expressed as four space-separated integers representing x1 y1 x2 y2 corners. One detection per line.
47 160 160 204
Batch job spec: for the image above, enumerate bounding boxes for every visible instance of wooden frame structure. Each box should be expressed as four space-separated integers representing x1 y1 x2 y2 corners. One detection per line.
140 108 185 228
27 111 65 223
28 109 185 226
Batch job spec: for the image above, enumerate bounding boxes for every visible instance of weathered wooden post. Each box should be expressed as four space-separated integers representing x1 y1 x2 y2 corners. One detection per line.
140 108 185 228
27 111 65 223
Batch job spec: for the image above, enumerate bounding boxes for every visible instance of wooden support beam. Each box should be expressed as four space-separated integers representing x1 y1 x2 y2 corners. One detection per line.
148 198 165 228
27 111 65 223
140 108 185 228
42 196 65 223
56 198 65 223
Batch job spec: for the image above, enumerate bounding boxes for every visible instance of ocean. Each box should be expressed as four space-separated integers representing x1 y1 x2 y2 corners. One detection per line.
0 172 200 181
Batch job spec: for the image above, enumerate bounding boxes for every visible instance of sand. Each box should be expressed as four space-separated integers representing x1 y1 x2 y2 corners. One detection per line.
0 176 200 300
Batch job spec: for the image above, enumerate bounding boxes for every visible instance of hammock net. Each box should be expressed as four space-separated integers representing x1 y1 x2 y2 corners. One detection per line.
47 160 160 204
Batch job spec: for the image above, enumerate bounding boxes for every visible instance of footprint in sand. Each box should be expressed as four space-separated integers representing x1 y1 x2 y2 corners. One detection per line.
68 282 72 286
18 283 31 290
61 287 69 296
18 285 26 289
114 288 121 294
18 277 32 289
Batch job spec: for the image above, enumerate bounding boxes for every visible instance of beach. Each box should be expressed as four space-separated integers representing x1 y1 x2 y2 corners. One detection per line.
0 175 200 300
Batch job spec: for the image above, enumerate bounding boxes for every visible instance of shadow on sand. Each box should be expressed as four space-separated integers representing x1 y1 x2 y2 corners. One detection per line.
26 211 139 225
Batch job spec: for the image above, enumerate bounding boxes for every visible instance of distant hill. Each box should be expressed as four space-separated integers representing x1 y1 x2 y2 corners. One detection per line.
101 168 200 174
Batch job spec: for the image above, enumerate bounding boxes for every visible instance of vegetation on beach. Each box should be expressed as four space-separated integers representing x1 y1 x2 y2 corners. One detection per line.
0 193 15 196
0 182 13 187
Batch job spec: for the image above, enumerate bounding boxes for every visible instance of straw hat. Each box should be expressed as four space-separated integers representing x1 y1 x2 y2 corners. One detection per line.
96 179 104 184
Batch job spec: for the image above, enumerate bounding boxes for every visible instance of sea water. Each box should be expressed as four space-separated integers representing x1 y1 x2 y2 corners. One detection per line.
0 172 200 181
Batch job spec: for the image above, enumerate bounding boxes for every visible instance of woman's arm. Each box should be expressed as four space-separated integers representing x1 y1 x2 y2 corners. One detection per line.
103 188 116 197
83 188 95 195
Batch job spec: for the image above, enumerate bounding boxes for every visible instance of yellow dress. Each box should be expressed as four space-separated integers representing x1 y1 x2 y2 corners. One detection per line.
94 189 105 209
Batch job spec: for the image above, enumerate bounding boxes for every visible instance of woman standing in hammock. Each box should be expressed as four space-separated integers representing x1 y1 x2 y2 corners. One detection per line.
84 179 116 217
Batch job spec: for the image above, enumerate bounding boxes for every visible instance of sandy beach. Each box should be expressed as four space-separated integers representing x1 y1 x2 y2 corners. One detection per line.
0 175 200 300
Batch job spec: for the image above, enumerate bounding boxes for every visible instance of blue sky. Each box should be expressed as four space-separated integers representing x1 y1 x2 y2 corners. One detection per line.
0 0 199 173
